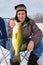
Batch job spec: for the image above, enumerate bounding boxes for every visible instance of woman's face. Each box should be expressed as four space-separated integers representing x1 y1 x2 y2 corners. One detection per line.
17 11 26 23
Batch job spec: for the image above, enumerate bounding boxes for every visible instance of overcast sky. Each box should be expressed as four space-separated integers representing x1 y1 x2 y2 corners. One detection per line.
0 0 43 18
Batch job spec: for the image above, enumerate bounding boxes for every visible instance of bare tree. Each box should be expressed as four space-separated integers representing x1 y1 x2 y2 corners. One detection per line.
34 13 43 23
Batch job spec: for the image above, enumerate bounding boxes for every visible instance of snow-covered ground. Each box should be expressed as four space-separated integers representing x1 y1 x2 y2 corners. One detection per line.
36 23 43 33
0 45 43 65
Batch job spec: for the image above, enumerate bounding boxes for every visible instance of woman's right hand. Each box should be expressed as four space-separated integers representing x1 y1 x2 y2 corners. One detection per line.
9 20 16 28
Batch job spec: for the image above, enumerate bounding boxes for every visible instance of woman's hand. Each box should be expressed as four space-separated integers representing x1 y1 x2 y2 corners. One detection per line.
9 20 16 28
27 40 34 51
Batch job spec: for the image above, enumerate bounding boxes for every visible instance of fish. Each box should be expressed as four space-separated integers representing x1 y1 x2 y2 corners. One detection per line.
12 21 23 62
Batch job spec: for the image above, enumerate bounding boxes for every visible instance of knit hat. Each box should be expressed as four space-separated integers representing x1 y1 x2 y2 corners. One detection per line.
14 4 26 12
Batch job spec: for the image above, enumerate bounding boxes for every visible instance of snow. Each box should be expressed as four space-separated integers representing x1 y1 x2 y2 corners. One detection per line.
0 45 43 65
36 23 43 33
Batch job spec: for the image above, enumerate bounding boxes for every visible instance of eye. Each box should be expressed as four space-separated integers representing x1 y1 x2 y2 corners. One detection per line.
18 13 21 15
22 13 25 15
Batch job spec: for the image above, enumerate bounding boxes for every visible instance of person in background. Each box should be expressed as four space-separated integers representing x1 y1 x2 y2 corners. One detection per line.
0 17 8 48
7 4 43 65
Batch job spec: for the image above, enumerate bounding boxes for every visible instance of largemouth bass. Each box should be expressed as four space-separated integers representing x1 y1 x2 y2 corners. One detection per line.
12 21 23 62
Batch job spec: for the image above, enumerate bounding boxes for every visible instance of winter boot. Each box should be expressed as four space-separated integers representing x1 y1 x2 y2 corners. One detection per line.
10 59 20 65
27 52 39 65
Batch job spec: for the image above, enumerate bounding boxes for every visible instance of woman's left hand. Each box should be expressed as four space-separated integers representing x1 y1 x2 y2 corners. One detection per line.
27 40 34 51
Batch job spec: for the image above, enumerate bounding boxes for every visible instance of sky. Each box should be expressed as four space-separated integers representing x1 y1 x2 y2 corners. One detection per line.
0 0 43 18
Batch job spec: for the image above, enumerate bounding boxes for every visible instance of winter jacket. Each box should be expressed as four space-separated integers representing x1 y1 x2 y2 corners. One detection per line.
8 18 42 46
0 17 7 40
0 17 8 48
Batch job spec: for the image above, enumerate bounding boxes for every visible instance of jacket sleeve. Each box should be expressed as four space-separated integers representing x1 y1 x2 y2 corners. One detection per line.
30 20 42 45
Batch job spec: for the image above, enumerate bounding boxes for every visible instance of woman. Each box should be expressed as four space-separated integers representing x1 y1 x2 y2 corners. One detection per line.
7 4 43 65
